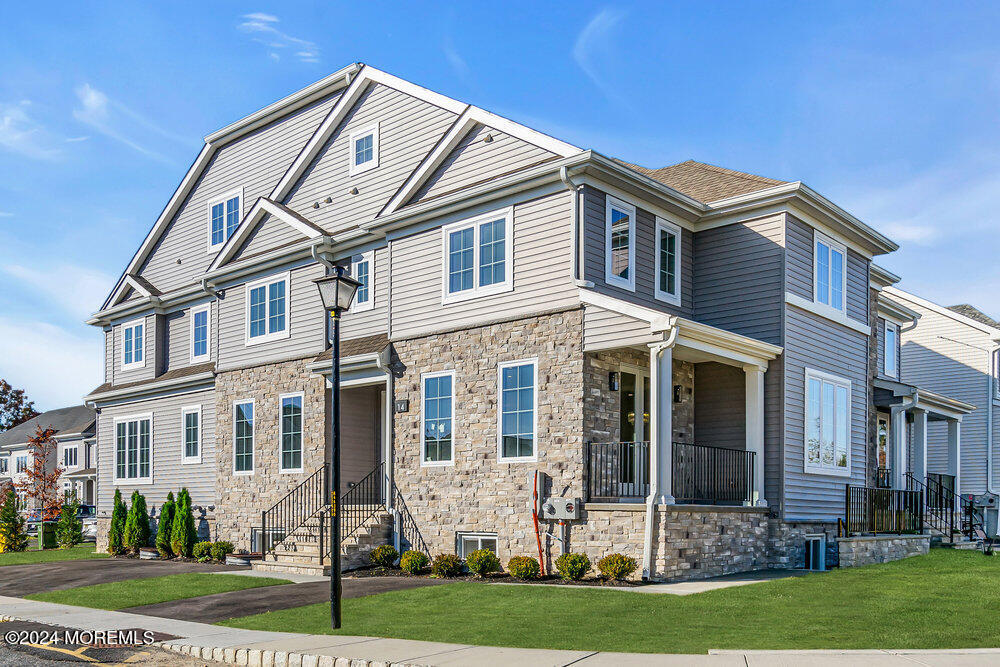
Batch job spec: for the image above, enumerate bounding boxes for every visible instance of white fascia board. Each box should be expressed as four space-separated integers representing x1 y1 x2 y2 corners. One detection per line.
208 198 326 272
886 286 1000 337
464 105 582 157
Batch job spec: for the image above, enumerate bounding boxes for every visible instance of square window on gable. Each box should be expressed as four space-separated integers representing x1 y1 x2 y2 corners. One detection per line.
207 188 243 250
348 124 379 176
441 207 514 304
814 231 847 313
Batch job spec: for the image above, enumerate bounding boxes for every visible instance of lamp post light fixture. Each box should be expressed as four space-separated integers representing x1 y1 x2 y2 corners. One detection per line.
313 266 361 630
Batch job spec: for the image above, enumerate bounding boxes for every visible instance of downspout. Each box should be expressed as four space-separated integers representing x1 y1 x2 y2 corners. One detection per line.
199 277 220 298
987 340 1000 496
311 236 336 271
559 166 591 287
642 325 678 580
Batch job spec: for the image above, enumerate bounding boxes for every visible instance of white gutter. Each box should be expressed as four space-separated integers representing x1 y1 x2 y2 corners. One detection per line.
642 326 678 580
310 237 336 270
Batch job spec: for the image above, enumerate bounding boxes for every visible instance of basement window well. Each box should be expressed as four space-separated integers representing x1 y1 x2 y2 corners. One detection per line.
457 532 497 558
804 534 826 571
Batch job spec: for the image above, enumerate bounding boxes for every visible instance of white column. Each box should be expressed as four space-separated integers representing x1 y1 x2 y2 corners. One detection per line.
947 419 961 497
891 408 907 489
743 364 767 507
383 378 394 511
912 408 928 486
649 342 675 505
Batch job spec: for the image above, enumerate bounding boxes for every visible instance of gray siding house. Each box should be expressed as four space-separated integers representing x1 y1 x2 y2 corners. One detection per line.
85 63 907 580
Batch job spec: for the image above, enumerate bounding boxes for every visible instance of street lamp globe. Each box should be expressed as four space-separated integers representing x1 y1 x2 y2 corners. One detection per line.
313 267 361 314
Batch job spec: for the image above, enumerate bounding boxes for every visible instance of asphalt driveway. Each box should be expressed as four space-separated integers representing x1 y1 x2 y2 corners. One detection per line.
0 558 236 597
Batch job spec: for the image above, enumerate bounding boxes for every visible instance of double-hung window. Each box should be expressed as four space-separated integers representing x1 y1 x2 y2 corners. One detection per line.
421 371 454 466
62 445 78 469
804 369 851 476
654 217 682 305
245 272 289 345
350 252 374 313
280 393 304 472
0 457 6 474
498 359 537 461
190 305 211 362
16 455 28 474
605 196 636 291
814 232 847 312
883 321 899 378
114 415 152 483
441 207 513 303
233 400 254 475
348 124 379 175
208 189 242 249
121 318 145 370
181 406 201 464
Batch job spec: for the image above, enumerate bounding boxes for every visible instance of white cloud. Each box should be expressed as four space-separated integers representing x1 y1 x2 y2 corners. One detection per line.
72 83 183 165
0 212 12 218
1 261 115 321
573 8 629 108
0 100 63 160
238 13 320 64
443 36 470 82
0 317 102 410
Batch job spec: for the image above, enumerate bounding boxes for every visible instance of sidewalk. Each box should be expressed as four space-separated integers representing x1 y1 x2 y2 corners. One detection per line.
3 596 999 666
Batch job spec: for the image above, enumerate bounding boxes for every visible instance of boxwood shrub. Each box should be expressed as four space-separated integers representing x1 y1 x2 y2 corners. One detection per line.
507 556 540 580
399 550 429 574
466 548 501 577
597 553 638 581
192 541 213 561
431 553 463 577
555 552 591 581
369 544 399 568
210 541 234 561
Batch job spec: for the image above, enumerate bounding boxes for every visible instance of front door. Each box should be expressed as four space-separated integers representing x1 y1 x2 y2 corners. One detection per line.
619 367 651 496
876 412 890 487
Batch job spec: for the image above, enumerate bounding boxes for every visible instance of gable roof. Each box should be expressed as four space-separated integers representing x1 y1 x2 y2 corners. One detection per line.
887 287 1000 337
613 159 787 204
948 304 1000 330
207 198 329 272
0 405 95 449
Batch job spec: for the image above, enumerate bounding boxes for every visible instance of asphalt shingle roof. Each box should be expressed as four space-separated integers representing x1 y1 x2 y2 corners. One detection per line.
947 304 1000 330
614 159 787 204
0 405 95 448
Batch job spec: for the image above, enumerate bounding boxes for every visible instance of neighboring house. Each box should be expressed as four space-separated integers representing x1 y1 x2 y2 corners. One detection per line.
0 405 97 506
85 63 905 580
882 287 1000 527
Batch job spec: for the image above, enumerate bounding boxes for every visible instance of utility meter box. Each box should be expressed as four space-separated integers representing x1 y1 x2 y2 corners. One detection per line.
540 497 581 520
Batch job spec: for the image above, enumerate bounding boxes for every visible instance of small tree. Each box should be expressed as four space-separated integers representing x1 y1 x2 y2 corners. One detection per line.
13 427 62 521
170 488 195 557
123 490 151 553
0 379 39 431
55 496 83 549
107 488 127 556
0 488 28 553
155 492 175 558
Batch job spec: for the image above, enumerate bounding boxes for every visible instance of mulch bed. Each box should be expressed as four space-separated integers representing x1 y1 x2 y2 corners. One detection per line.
344 566 651 587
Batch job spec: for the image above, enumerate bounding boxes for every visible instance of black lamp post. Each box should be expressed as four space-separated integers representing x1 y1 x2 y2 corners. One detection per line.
313 266 361 630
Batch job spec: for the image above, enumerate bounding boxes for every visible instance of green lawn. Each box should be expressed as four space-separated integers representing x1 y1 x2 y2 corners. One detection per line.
221 550 1000 654
26 573 291 610
0 544 107 567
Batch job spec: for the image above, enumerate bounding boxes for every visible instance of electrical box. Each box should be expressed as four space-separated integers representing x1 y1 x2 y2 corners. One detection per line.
540 497 581 520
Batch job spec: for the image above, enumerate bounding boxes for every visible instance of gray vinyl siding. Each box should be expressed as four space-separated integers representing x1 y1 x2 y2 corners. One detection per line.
340 245 389 340
163 300 217 371
846 251 868 323
390 188 577 340
284 83 457 236
111 314 156 384
582 305 658 351
411 123 557 203
96 386 216 516
104 329 113 383
233 213 306 261
782 306 869 521
136 90 342 294
692 214 784 345
217 260 326 371
694 362 745 450
581 186 693 319
785 215 868 325
875 316 886 378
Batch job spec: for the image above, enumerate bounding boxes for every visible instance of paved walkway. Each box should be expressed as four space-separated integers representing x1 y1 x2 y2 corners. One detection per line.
2 596 999 666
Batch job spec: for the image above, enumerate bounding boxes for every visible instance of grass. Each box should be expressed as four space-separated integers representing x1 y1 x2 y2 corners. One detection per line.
0 544 107 567
221 550 1000 654
26 573 291 610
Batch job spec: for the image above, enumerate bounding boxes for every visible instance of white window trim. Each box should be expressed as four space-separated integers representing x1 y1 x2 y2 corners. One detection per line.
803 368 852 478
653 216 682 306
278 392 305 474
206 186 244 252
181 405 202 465
420 370 456 467
350 251 375 313
496 357 539 463
440 207 515 305
120 317 146 371
0 456 7 475
189 304 212 363
813 230 848 315
244 270 291 346
883 320 899 379
348 123 380 176
457 531 498 558
61 444 79 470
233 399 255 476
604 195 636 292
112 413 154 485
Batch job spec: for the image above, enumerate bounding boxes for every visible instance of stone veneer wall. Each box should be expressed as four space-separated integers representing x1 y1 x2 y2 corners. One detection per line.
214 357 328 550
836 534 930 567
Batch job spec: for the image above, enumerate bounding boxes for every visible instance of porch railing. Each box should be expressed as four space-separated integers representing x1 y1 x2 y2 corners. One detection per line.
585 441 754 505
321 462 387 560
903 472 982 541
260 464 329 556
840 485 923 537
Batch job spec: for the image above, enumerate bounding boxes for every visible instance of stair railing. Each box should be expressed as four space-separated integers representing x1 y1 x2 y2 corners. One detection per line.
904 473 956 538
260 463 329 557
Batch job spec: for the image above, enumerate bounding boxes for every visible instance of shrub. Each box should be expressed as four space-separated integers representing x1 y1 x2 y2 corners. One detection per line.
193 541 213 561
169 488 195 557
431 553 463 577
55 497 83 549
0 488 28 553
399 550 429 574
107 489 127 556
597 553 638 581
210 541 234 562
369 544 399 568
155 492 175 558
555 552 591 581
466 549 501 578
506 556 540 580
123 490 151 554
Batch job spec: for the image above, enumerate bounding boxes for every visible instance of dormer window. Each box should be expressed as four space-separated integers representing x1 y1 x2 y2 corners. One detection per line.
208 189 243 250
121 318 145 370
814 231 847 312
349 124 379 176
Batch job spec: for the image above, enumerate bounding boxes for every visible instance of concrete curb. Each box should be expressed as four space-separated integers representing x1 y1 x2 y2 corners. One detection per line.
157 640 428 667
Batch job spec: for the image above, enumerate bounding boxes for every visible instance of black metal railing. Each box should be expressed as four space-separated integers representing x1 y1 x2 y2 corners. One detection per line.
326 462 386 558
586 441 650 501
841 485 923 537
875 467 892 488
672 442 755 505
260 464 328 556
905 473 956 538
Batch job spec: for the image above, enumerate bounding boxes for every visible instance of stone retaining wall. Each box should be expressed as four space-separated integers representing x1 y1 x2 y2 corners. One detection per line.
836 534 930 568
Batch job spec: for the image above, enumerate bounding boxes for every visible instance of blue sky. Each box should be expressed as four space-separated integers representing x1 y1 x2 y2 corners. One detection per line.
2 1 999 409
